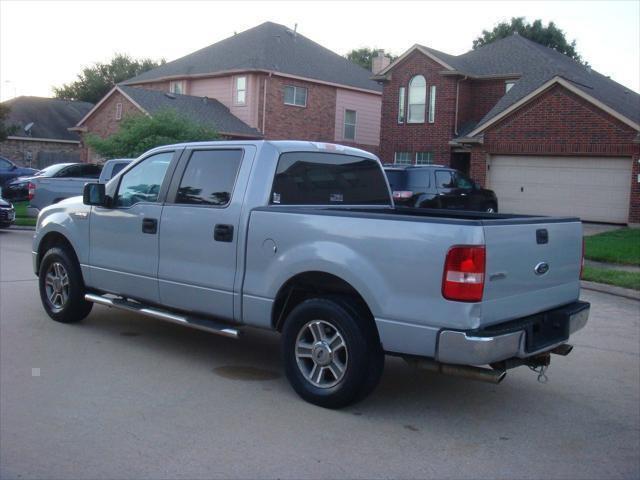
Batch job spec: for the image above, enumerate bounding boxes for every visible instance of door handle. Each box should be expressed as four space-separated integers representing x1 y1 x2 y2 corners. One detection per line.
142 218 158 234
214 224 234 242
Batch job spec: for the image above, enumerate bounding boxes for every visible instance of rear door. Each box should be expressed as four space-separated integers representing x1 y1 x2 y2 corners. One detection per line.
434 169 466 209
157 146 255 322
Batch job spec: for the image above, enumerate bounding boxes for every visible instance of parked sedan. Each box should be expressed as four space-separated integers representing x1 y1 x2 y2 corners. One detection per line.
384 165 498 212
0 195 15 228
0 156 38 188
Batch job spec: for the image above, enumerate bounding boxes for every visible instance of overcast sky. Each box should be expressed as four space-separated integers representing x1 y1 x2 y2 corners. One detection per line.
1 0 638 102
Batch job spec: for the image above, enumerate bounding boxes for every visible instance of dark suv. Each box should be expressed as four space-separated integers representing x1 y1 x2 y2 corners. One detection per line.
383 165 498 212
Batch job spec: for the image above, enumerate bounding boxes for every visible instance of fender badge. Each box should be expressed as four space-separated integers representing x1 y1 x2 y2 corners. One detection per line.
534 262 549 275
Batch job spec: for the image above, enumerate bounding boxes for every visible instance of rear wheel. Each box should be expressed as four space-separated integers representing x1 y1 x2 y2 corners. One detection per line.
38 247 92 323
282 297 384 408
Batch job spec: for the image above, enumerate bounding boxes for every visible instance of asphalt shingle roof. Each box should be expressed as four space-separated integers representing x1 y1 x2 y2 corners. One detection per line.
2 96 93 141
416 34 639 132
119 86 262 137
123 22 381 93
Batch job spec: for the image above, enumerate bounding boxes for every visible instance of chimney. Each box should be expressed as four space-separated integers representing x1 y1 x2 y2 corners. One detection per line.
372 49 391 74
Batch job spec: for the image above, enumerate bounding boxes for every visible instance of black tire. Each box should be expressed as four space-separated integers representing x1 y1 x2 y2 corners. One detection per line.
282 297 384 408
38 247 92 323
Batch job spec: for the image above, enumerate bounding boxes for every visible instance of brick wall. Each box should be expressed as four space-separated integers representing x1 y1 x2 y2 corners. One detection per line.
131 81 170 93
263 75 337 141
0 138 81 168
470 84 639 223
459 79 506 127
379 51 458 165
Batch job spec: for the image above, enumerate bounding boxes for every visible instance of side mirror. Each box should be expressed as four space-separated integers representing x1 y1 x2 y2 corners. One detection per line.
83 182 106 206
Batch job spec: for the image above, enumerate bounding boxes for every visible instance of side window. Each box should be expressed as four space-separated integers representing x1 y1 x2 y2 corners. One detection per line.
176 150 243 206
435 171 455 189
57 165 83 178
0 158 12 170
456 174 473 190
79 164 102 178
115 152 173 207
407 170 430 190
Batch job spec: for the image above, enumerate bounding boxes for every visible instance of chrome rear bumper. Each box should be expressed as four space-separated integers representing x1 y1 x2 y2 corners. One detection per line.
436 301 590 366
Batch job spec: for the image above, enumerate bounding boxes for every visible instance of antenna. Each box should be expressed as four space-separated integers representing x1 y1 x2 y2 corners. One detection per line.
293 23 297 38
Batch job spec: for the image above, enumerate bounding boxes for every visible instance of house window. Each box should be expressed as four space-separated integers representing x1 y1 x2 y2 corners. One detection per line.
505 80 515 93
407 75 426 123
428 86 436 123
398 87 406 123
284 85 307 107
115 102 122 121
344 109 357 141
415 152 433 165
169 80 185 95
235 76 247 104
394 152 411 165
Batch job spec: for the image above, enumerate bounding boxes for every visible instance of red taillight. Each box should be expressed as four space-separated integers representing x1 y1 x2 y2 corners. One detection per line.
28 182 35 201
580 238 585 279
393 190 414 199
442 246 486 302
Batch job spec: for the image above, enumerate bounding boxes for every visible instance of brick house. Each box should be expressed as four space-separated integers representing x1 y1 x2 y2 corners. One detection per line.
74 22 382 161
0 96 92 168
375 35 640 225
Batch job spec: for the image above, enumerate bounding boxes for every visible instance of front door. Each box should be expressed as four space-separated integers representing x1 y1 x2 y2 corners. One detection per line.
157 147 252 322
434 169 467 209
88 150 177 303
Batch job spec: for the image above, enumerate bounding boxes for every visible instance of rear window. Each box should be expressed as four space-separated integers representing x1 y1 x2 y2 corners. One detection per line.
111 162 129 177
272 152 390 206
384 170 408 191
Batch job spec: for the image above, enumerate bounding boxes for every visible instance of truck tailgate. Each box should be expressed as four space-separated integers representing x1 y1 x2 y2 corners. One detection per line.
480 219 582 326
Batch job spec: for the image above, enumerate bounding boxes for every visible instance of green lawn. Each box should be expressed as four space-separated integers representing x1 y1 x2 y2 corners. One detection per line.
13 201 36 227
584 228 640 266
582 266 640 291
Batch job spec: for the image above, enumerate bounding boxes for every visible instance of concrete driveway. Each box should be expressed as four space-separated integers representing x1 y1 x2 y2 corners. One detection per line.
1 230 639 479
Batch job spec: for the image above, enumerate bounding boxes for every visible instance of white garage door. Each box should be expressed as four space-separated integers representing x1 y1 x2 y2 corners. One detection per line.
488 155 632 224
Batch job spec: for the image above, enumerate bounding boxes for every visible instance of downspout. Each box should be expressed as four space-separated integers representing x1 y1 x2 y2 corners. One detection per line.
454 75 468 136
262 72 272 134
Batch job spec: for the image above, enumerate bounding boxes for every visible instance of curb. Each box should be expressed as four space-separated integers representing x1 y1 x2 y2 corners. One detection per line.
581 280 640 301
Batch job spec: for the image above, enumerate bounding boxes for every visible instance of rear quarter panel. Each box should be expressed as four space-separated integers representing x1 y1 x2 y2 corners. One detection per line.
242 209 486 357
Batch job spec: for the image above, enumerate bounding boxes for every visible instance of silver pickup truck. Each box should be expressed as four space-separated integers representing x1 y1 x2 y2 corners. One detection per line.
32 141 589 408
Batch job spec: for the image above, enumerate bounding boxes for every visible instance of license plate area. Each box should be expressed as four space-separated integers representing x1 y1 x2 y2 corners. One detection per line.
525 313 570 352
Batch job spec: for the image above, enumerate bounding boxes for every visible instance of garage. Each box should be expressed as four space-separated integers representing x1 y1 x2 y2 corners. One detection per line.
487 155 633 224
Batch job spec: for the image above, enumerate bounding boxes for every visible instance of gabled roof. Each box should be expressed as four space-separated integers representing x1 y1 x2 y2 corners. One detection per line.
76 86 262 138
2 96 93 142
381 35 640 134
122 21 381 94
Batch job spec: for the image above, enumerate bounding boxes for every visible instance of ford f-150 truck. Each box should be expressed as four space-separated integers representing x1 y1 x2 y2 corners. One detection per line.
33 141 589 408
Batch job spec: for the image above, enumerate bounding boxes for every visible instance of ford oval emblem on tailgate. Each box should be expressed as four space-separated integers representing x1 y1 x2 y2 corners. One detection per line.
534 262 550 275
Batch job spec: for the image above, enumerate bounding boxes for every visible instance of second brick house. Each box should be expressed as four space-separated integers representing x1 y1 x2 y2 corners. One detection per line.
73 22 382 161
375 34 640 224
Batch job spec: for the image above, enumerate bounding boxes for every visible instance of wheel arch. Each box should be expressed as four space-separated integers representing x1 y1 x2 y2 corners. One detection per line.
271 271 378 336
36 231 81 276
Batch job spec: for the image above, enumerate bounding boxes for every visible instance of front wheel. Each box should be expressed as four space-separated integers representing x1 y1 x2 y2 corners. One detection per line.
38 247 92 323
282 297 384 408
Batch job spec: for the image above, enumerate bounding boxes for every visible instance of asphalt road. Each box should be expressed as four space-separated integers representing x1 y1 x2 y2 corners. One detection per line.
1 229 639 479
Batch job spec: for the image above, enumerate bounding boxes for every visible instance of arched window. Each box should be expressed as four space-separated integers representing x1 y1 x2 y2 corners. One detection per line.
407 75 426 123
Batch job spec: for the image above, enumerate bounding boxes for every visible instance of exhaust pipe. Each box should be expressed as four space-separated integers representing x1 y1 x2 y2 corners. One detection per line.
551 344 573 356
405 358 506 384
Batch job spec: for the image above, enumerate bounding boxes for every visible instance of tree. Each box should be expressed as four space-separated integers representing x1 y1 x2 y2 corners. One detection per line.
53 54 165 104
473 17 586 65
345 48 397 71
85 109 219 159
0 104 17 141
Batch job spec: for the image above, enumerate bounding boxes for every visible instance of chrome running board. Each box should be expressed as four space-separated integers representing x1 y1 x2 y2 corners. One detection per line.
84 293 240 339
